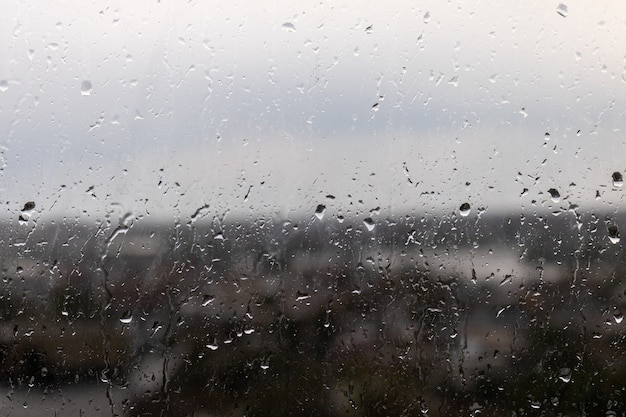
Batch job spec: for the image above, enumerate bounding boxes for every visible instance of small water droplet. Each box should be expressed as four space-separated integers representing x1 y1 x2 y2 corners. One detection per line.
81 80 93 96
556 3 568 17
315 204 326 220
612 171 623 188
459 202 471 217
548 188 560 203
363 217 375 231
206 341 219 350
0 80 8 92
365 25 373 34
423 12 431 23
281 22 296 32
614 311 624 324
608 225 620 244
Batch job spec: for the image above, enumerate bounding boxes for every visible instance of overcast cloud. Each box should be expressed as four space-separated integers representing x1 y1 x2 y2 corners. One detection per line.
1 0 625 223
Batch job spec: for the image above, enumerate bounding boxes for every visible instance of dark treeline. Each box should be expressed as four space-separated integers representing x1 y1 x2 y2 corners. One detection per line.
0 209 625 416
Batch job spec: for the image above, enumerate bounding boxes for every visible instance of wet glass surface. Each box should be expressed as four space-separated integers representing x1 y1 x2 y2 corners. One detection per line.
1 1 626 416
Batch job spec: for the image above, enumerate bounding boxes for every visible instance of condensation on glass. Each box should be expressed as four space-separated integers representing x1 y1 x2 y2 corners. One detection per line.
1 1 625 416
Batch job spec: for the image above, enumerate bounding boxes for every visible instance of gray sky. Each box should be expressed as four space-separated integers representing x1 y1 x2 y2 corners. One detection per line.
1 0 625 224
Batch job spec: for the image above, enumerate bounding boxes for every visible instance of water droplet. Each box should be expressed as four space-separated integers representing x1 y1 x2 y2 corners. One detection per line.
558 368 572 383
206 341 219 350
363 217 375 231
81 80 93 96
315 204 326 220
120 311 133 324
556 3 568 17
423 12 431 23
612 171 623 188
281 22 296 32
202 294 215 306
459 202 471 217
365 25 373 34
0 80 8 92
614 311 624 324
608 225 620 244
548 188 561 203
19 201 35 223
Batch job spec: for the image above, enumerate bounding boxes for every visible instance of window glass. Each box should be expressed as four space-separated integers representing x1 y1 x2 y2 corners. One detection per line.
1 1 625 416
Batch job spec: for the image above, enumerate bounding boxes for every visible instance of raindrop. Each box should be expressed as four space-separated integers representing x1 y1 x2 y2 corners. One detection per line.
548 188 560 203
459 202 471 217
281 22 296 32
22 201 35 211
423 12 430 23
614 311 624 324
0 80 8 92
612 171 623 188
81 80 93 96
315 204 326 220
206 341 219 350
607 225 620 244
363 217 375 231
202 294 215 306
19 201 35 222
120 311 133 324
556 3 568 17
558 368 572 383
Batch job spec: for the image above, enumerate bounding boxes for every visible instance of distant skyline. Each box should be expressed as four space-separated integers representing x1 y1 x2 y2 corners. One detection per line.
1 0 625 222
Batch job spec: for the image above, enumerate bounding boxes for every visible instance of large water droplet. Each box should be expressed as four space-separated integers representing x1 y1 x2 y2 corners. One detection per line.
608 225 620 244
459 202 471 217
120 311 133 324
81 80 93 96
363 217 375 231
556 3 568 17
612 172 623 188
315 204 326 220
19 201 35 223
202 294 215 306
548 188 561 203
